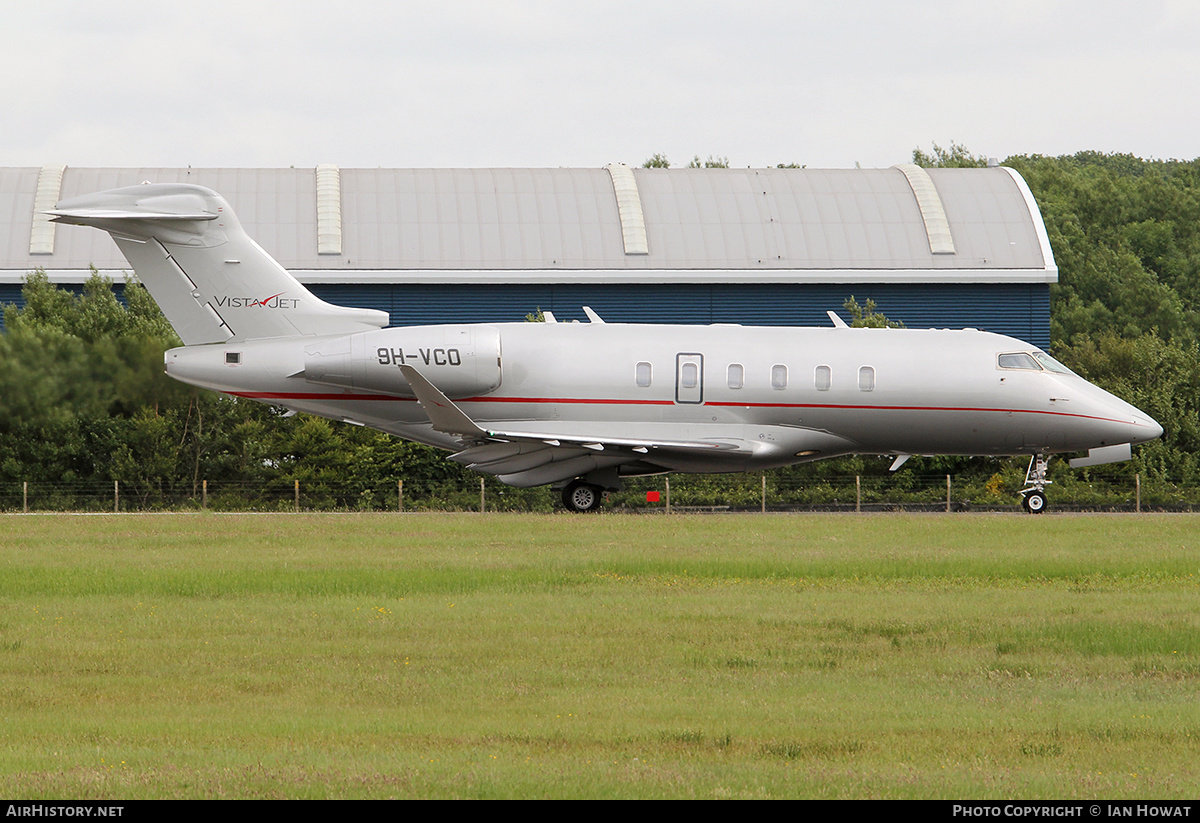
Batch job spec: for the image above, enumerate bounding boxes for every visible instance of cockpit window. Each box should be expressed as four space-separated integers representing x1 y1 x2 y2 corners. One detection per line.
997 352 1040 370
998 351 1076 375
1031 351 1074 375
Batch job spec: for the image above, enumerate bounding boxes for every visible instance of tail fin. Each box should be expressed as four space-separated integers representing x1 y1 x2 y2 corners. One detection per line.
48 183 388 344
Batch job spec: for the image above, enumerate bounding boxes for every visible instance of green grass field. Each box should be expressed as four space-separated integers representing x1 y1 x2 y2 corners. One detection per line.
1 512 1198 799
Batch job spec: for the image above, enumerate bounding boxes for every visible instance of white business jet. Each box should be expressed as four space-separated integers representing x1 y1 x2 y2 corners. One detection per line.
49 184 1162 512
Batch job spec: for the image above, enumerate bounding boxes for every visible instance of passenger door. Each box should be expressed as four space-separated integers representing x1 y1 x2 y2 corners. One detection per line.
675 353 704 404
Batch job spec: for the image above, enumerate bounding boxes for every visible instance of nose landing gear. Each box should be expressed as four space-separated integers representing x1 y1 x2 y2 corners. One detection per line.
1019 454 1051 514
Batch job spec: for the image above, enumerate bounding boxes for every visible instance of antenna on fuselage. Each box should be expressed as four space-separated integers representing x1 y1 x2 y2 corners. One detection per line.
827 310 848 328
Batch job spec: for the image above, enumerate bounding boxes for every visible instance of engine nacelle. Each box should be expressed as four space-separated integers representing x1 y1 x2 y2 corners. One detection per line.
304 325 502 398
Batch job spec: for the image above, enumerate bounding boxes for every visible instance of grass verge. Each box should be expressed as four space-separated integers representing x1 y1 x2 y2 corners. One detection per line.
1 512 1197 798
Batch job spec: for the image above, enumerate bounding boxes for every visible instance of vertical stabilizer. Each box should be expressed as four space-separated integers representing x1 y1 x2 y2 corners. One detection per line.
48 183 388 344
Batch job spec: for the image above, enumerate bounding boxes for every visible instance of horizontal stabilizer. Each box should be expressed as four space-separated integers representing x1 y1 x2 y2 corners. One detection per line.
48 207 218 223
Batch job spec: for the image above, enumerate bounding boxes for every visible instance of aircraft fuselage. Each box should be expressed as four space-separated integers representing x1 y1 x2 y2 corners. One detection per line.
165 321 1160 476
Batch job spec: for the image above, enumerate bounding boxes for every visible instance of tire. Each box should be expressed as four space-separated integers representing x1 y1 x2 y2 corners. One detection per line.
562 481 603 513
1022 491 1047 514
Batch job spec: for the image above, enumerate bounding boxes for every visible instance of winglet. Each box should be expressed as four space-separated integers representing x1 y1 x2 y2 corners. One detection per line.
398 365 487 438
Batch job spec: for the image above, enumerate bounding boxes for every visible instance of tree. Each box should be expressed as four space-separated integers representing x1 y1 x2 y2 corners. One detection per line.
912 142 989 168
842 296 904 328
642 153 731 169
1054 331 1200 482
1003 152 1200 346
687 155 730 168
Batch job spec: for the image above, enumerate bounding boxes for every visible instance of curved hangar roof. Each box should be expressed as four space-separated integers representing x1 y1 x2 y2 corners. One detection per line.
1 164 1055 285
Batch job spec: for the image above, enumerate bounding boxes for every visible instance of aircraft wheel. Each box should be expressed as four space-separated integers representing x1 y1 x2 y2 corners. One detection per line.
562 481 603 513
1022 491 1047 514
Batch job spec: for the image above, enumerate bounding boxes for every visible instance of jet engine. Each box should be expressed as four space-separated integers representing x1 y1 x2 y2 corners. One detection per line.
304 324 502 398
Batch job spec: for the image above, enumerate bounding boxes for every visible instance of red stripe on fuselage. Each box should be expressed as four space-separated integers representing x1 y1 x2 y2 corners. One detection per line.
230 391 414 401
228 392 673 405
705 400 1127 425
227 391 1133 426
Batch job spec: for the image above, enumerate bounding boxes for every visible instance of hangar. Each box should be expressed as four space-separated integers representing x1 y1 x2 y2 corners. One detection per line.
0 163 1056 346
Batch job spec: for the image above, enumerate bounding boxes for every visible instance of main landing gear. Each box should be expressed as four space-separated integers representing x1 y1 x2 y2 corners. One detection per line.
562 480 604 513
1019 454 1051 514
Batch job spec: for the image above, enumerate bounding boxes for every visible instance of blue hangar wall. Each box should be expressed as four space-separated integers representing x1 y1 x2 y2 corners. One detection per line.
307 282 1052 348
0 281 1051 350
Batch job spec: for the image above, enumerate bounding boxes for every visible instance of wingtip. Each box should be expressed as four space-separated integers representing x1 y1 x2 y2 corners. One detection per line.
827 310 848 328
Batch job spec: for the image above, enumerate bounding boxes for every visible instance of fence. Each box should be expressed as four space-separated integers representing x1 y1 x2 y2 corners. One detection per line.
1 471 1195 513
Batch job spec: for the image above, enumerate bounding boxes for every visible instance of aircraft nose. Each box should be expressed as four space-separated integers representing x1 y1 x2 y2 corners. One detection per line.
1132 413 1163 444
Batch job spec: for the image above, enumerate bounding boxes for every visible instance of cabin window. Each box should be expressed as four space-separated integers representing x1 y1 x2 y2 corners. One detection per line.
998 352 1040 370
858 366 875 391
727 363 744 389
225 351 242 365
681 362 699 389
815 365 831 391
635 361 652 387
771 364 788 390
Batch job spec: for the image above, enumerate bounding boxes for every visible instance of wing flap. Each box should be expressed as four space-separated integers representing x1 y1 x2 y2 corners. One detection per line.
480 428 742 453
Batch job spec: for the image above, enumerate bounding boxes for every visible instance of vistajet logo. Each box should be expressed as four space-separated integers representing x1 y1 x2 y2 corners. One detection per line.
214 292 300 309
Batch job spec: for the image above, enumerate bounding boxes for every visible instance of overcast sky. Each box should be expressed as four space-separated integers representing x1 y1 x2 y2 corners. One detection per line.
5 0 1198 170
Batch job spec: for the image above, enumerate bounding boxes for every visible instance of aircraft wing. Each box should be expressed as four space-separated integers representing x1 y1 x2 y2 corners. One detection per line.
397 364 488 438
399 365 751 487
446 436 738 488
